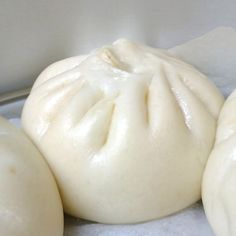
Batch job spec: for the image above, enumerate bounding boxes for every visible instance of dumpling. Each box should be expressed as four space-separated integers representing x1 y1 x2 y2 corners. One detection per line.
202 90 236 236
0 116 63 236
22 39 224 224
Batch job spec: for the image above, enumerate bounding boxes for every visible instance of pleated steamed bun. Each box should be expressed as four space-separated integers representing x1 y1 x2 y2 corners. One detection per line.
0 116 63 236
22 39 224 224
203 90 236 236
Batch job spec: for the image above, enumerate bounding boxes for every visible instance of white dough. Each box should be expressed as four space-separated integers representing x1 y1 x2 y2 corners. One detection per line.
202 90 236 236
0 116 63 236
22 39 224 224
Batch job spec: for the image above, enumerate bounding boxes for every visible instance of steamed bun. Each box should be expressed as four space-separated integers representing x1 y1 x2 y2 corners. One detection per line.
0 116 63 236
22 39 224 224
203 90 236 236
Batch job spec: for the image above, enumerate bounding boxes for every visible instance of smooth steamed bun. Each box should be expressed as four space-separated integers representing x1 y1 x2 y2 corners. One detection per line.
22 39 224 224
203 90 236 236
0 116 63 236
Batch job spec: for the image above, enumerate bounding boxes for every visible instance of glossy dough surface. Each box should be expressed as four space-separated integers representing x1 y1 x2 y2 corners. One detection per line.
203 90 236 236
22 39 224 223
0 117 63 236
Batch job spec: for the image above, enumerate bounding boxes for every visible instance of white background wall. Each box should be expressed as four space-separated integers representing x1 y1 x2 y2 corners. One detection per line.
1 0 236 94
